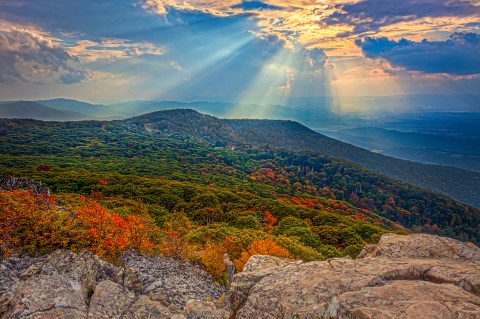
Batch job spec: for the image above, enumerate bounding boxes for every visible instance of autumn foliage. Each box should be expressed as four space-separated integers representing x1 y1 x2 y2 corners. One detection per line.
200 242 227 279
263 211 278 232
76 198 157 260
1 190 71 257
159 214 192 259
0 190 158 261
233 238 291 272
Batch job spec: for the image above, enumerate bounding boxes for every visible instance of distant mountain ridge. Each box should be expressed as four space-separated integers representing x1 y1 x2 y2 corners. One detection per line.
36 98 124 119
321 127 480 172
126 109 480 207
1 100 479 206
0 101 92 121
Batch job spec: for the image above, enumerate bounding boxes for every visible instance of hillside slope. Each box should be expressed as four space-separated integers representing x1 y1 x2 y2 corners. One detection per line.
37 98 125 118
321 127 480 172
127 109 480 207
1 113 478 243
0 101 92 121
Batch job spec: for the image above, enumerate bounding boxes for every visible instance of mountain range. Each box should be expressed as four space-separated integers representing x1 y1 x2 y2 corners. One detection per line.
1 99 479 207
126 109 480 207
320 127 480 172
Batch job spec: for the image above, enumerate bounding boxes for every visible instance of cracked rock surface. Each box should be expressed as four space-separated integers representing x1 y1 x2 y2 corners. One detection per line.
1 233 479 318
232 233 480 319
0 250 224 319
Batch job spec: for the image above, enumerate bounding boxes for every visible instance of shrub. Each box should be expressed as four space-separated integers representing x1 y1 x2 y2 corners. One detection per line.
344 244 365 259
275 236 323 262
233 238 291 272
273 216 309 236
200 241 227 279
235 215 260 229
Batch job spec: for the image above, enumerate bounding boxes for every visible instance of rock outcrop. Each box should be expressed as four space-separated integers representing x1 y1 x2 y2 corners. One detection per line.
0 250 224 319
1 233 479 319
231 233 480 319
121 252 225 312
0 175 50 195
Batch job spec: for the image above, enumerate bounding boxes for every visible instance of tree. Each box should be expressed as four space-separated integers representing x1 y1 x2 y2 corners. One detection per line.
235 215 259 229
273 216 309 236
233 238 291 272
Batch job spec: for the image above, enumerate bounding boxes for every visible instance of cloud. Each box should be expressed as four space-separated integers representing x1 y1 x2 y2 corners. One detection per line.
141 0 243 17
232 1 282 11
169 60 183 71
307 47 327 71
0 23 87 84
277 66 295 92
327 0 480 34
356 32 480 75
67 38 165 63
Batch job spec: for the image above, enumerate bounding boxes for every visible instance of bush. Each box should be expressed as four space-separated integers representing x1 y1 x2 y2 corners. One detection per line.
235 215 260 229
344 244 365 259
200 242 226 279
233 238 291 272
273 216 309 236
275 236 324 261
282 227 323 250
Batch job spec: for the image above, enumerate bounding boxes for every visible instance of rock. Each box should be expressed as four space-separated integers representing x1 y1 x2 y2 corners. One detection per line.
123 295 173 319
0 254 45 296
121 252 225 312
38 250 125 291
0 175 50 195
233 234 480 319
358 233 480 260
242 255 293 273
1 233 479 319
223 254 235 284
0 250 222 319
335 280 480 319
227 257 296 318
87 280 135 319
3 274 87 319
183 300 229 319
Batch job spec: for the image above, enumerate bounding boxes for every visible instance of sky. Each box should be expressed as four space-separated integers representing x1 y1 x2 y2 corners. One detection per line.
0 0 479 112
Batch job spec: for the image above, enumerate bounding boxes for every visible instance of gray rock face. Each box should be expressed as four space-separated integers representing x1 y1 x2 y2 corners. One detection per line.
0 250 222 319
1 233 479 319
0 255 45 298
121 252 226 312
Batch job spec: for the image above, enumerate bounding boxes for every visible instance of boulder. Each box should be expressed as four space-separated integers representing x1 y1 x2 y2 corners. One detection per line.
183 300 229 319
335 280 480 319
0 250 224 319
121 252 226 312
122 295 173 319
233 233 480 319
1 233 479 319
3 274 87 319
357 233 480 260
242 255 293 273
87 280 135 319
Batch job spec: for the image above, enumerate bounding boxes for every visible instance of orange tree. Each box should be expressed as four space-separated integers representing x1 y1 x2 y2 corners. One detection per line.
0 190 159 261
233 238 291 272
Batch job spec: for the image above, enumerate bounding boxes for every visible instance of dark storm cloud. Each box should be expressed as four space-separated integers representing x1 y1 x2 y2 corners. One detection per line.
356 32 480 75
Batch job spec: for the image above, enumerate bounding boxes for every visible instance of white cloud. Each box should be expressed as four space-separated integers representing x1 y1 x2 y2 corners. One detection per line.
169 60 183 71
0 20 87 84
67 38 165 63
